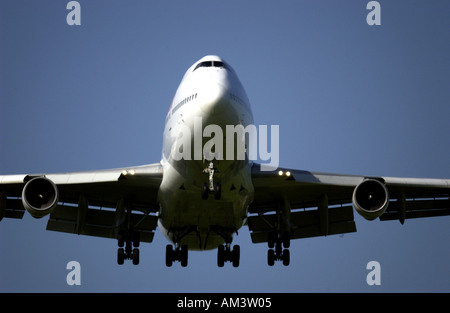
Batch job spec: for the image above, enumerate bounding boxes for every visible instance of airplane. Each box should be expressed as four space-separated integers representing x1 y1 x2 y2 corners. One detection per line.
1 55 449 267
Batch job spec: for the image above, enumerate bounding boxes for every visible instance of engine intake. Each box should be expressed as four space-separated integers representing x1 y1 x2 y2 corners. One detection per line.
352 179 389 221
22 177 59 218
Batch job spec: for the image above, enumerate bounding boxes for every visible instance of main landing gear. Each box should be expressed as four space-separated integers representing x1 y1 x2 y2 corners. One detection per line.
215 230 240 267
164 242 240 268
166 243 188 267
164 228 241 268
117 230 140 265
267 231 290 266
217 243 240 267
202 161 221 200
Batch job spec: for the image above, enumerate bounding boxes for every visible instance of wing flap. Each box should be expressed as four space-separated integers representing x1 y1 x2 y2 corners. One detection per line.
248 205 356 244
47 204 158 242
381 198 450 222
0 198 26 220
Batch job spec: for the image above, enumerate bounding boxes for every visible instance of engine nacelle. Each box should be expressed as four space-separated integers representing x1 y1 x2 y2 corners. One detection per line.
352 179 389 221
22 177 59 219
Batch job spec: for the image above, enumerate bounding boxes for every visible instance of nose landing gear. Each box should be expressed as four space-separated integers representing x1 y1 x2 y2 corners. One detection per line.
202 161 221 200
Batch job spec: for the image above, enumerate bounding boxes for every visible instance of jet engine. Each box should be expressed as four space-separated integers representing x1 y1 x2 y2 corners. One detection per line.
22 177 59 218
352 179 389 221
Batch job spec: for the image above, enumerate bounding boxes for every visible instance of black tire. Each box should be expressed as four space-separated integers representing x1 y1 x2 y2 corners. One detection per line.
165 245 173 267
217 245 225 267
132 248 140 265
181 245 188 267
232 245 240 267
117 248 125 265
267 249 275 266
282 249 290 266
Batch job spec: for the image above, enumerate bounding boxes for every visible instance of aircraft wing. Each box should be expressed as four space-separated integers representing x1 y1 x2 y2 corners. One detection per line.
248 163 450 244
0 163 163 242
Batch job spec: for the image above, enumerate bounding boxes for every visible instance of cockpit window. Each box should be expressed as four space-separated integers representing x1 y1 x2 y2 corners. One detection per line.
214 61 225 68
194 61 212 71
193 61 228 71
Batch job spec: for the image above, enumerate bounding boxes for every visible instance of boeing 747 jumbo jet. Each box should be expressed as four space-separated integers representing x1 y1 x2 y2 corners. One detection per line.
1 55 449 267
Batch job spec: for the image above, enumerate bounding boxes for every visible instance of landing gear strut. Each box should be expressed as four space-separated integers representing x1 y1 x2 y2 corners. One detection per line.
267 231 290 266
117 230 140 265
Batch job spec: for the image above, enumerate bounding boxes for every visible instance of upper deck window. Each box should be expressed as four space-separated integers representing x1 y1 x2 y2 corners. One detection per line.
193 61 228 72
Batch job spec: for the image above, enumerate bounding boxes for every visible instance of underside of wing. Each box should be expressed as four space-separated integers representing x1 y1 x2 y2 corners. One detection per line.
380 176 450 223
0 163 163 243
248 163 450 246
248 164 362 244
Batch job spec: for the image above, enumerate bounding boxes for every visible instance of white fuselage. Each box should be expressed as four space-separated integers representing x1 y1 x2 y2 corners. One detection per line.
157 56 255 250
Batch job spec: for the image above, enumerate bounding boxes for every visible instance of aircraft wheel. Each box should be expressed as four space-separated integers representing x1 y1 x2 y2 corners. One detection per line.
217 245 225 267
132 248 140 265
117 248 125 265
268 249 275 266
232 245 240 267
180 245 188 267
166 244 173 267
282 249 290 266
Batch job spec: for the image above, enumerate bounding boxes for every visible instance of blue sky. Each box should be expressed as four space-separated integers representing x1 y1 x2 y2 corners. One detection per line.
1 0 449 292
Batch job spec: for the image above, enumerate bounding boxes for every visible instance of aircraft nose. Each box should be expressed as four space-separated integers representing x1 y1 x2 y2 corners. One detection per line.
199 82 229 115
